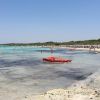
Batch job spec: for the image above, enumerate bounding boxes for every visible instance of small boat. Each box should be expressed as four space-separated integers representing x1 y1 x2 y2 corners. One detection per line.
43 56 72 63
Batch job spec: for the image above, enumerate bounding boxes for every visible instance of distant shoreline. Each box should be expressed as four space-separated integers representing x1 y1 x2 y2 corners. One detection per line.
0 38 100 46
0 44 100 53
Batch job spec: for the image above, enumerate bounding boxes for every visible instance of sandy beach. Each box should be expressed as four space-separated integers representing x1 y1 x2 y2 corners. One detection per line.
74 48 100 53
43 46 100 53
22 69 100 100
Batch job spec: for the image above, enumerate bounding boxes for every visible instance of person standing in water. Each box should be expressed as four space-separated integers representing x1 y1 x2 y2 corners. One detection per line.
41 50 43 53
50 47 53 53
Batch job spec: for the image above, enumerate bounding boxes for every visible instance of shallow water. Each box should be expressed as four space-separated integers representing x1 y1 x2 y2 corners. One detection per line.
0 46 100 97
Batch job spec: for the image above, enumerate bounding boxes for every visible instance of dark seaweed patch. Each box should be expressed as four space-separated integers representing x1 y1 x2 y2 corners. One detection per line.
55 70 93 80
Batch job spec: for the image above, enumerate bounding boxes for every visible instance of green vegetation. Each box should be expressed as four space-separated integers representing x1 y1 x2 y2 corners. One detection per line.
0 39 100 46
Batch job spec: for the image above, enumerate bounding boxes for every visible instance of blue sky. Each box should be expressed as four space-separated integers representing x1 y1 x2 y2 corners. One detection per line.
0 0 100 43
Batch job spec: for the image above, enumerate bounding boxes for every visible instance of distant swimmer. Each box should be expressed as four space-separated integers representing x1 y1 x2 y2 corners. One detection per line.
50 48 53 53
41 50 43 53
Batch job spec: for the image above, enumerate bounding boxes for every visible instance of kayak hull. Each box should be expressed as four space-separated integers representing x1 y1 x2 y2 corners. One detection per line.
43 57 72 63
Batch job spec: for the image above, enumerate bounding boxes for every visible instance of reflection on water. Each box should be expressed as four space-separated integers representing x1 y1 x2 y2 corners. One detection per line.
0 46 100 96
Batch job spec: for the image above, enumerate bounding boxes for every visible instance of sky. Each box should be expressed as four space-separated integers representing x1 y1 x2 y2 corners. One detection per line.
0 0 100 43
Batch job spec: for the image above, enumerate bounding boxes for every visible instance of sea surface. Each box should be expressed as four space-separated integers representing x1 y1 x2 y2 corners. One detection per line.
0 46 100 97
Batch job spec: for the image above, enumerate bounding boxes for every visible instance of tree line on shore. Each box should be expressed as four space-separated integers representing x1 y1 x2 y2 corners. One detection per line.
0 38 100 46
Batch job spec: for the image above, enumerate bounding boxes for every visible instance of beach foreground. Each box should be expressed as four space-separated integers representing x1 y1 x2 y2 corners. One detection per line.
0 46 100 100
21 70 100 100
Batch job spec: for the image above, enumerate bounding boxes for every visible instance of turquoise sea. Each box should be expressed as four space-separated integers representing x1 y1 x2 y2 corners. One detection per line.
0 46 100 96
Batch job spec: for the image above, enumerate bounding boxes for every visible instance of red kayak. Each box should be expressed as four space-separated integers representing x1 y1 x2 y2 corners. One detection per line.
43 56 72 63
